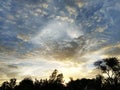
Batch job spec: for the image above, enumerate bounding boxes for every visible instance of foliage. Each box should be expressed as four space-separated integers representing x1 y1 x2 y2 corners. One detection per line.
0 57 120 90
94 57 120 85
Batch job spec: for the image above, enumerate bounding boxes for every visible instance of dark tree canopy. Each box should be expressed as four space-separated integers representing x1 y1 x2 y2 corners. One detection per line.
0 57 120 90
94 57 120 85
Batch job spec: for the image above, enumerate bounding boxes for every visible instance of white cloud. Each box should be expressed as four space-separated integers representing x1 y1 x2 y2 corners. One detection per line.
31 20 83 46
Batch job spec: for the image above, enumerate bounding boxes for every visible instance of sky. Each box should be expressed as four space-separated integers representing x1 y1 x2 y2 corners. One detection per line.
0 0 120 83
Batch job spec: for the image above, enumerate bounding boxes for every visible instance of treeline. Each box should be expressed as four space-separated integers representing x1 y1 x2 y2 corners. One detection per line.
0 57 120 90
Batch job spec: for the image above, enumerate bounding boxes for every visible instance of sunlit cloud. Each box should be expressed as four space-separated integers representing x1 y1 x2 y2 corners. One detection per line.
0 0 120 84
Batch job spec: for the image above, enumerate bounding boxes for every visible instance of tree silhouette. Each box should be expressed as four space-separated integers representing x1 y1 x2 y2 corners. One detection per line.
49 69 64 84
94 57 120 86
0 58 120 90
0 78 16 90
1 81 11 90
9 78 16 89
49 69 58 83
16 78 34 90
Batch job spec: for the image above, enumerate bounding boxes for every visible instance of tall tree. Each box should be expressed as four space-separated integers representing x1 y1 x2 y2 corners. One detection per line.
94 57 120 84
9 78 16 89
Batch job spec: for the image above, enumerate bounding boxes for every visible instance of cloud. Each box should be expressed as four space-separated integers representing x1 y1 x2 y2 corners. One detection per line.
30 20 100 62
95 26 107 33
65 6 77 15
101 43 120 57
0 62 19 83
75 0 84 8
55 16 74 23
31 20 83 45
17 34 31 42
0 0 120 83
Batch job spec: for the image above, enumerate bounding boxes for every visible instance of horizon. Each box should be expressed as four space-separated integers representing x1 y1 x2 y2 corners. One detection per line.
0 0 120 84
